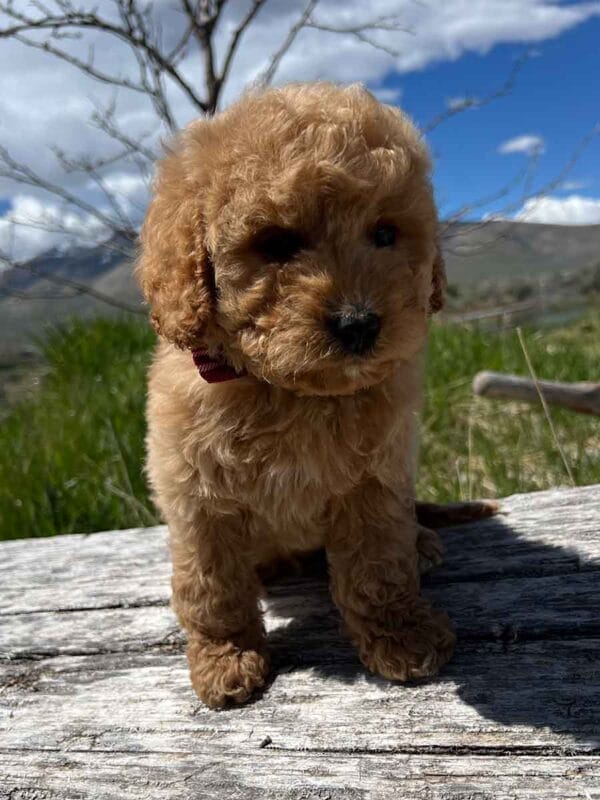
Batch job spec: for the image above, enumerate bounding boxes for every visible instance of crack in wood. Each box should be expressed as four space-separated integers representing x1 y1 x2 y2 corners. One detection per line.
0 599 169 619
0 744 598 757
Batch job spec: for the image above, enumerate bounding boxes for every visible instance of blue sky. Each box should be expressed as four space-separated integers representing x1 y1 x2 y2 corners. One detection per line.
376 16 600 220
1 0 600 262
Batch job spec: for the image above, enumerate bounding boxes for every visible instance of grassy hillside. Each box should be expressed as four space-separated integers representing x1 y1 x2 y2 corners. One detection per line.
0 313 598 540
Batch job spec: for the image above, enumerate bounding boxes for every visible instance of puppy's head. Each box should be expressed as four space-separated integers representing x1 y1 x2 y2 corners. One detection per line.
137 82 445 395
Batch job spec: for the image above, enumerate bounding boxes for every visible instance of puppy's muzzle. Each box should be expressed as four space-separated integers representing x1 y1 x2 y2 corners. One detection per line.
327 304 381 355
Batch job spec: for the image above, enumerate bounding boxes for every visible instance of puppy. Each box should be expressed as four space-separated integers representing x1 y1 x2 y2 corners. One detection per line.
137 82 455 708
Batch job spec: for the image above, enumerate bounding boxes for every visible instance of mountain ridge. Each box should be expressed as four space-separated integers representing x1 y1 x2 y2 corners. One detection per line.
1 220 598 359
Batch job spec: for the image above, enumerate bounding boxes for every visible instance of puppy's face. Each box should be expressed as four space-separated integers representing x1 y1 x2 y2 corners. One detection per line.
138 84 445 396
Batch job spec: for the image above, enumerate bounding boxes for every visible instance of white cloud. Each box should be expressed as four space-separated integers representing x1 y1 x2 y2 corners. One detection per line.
498 134 546 155
372 86 403 104
0 194 108 262
0 173 151 263
561 179 591 191
446 96 474 111
359 0 600 73
514 194 600 224
1 0 600 257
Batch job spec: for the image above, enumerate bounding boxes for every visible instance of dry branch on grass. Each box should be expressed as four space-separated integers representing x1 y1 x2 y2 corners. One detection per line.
473 370 600 416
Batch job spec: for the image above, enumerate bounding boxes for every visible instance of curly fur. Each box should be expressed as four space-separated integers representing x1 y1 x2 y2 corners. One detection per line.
137 82 454 708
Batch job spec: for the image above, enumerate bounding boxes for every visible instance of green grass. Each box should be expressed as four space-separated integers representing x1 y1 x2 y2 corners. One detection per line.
0 313 598 540
0 317 158 540
419 312 600 501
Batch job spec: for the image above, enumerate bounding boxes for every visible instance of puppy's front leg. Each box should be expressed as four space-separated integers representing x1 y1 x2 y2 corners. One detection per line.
169 511 269 708
327 480 455 681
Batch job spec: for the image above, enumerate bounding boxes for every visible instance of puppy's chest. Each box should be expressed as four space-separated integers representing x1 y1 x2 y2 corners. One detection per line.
195 388 407 524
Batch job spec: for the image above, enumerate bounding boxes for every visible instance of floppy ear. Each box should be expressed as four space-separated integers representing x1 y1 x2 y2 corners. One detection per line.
136 155 214 349
429 241 447 314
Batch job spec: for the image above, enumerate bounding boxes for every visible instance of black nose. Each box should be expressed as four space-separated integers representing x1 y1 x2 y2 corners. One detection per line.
327 305 381 355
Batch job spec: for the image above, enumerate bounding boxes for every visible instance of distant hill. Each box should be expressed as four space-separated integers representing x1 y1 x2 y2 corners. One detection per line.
443 221 600 287
1 221 599 360
0 238 140 360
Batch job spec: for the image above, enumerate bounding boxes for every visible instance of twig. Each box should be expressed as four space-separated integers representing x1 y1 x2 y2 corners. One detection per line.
217 0 266 102
306 13 412 58
442 124 598 230
473 371 600 416
105 478 160 527
0 1 209 113
105 417 160 526
423 52 530 134
467 404 474 501
516 327 575 486
2 258 146 316
258 0 319 86
0 144 136 240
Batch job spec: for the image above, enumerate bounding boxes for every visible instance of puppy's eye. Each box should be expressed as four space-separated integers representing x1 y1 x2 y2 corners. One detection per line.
253 226 305 263
372 222 397 248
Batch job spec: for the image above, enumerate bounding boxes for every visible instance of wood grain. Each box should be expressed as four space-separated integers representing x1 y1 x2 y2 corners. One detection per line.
1 485 599 799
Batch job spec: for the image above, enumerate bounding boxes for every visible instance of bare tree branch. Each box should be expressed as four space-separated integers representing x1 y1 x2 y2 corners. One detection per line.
2 217 134 261
0 0 426 317
89 99 159 165
182 0 223 112
86 174 131 229
0 285 82 300
306 13 412 58
440 125 599 260
443 155 539 231
217 0 266 96
496 124 600 219
0 0 419 260
258 0 319 87
423 52 530 134
0 1 209 113
0 144 136 240
0 0 594 323
113 0 178 130
11 30 153 94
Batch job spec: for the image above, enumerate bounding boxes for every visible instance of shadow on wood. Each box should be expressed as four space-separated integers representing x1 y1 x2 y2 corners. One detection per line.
1 485 599 798
262 508 599 749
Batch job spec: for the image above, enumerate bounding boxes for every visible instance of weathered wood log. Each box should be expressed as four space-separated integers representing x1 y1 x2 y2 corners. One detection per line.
1 485 599 799
473 370 600 415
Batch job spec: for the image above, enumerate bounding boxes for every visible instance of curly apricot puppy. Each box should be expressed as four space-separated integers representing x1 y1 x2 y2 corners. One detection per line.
137 82 455 708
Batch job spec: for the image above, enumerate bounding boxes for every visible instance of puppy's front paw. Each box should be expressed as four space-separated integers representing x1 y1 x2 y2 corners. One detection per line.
358 601 455 682
187 637 270 709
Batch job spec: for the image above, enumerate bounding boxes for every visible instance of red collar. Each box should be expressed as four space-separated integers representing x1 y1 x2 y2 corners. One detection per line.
191 348 246 383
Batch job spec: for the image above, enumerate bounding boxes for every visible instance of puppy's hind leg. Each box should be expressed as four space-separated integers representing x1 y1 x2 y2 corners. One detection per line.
416 499 499 528
416 524 443 575
169 511 269 709
415 499 500 575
